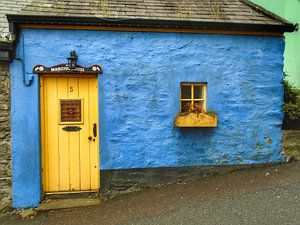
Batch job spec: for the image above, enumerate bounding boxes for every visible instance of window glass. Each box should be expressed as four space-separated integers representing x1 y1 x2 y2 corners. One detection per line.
181 85 191 99
194 85 203 99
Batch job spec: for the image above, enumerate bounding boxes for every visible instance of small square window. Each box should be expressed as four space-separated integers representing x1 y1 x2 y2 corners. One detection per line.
60 99 82 123
180 83 206 113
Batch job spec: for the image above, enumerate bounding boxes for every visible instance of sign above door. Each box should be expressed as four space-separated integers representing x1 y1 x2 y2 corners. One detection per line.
33 51 103 74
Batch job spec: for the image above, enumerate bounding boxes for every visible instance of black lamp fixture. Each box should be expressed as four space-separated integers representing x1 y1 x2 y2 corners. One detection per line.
67 50 78 69
0 42 13 62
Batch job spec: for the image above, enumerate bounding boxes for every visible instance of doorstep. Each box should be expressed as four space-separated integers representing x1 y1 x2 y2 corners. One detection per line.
37 197 101 211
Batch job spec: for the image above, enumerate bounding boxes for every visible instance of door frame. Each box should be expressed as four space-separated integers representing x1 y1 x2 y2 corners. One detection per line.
39 73 100 195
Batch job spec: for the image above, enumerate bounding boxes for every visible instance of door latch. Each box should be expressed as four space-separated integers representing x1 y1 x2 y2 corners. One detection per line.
93 123 97 137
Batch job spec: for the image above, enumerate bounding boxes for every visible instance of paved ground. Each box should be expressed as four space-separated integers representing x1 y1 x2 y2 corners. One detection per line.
1 162 300 225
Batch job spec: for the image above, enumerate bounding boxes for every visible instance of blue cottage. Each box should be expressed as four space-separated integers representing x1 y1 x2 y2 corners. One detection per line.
3 0 296 208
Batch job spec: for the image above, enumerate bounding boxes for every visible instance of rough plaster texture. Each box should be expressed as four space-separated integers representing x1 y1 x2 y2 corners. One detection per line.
10 29 285 208
0 63 12 213
251 0 300 88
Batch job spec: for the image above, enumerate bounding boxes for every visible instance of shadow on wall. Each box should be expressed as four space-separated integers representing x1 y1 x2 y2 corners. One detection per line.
178 127 215 138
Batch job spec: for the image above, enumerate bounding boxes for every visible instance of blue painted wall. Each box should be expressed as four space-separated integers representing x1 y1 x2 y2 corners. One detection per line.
11 29 285 208
10 34 41 208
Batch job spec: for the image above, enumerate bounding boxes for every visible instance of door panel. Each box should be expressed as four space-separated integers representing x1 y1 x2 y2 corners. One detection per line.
88 78 100 190
41 76 99 193
57 78 69 191
46 77 60 192
78 79 91 190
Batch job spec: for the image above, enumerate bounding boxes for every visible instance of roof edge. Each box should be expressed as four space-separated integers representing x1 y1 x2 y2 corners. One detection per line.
7 14 296 33
240 0 295 27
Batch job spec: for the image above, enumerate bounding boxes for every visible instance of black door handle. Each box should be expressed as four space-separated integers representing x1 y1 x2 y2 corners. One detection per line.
93 123 97 138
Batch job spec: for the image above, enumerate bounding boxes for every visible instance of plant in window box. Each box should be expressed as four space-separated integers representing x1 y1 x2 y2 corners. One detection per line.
174 103 218 127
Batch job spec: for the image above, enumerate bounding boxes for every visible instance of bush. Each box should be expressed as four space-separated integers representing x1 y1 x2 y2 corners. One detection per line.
282 78 300 129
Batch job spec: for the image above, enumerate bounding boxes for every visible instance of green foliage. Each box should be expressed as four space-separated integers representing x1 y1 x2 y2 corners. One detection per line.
210 2 221 19
206 109 217 116
283 103 300 121
235 156 243 163
282 77 300 129
184 103 203 114
283 79 299 104
182 103 217 117
178 0 192 19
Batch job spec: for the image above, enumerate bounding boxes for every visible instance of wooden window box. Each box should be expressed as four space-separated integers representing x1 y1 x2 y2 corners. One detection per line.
174 113 218 128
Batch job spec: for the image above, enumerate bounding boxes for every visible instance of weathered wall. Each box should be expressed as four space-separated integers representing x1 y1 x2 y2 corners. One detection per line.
10 29 285 208
0 62 11 213
282 130 300 160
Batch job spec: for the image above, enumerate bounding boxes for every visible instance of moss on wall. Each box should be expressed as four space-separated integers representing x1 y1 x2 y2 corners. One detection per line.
0 62 11 214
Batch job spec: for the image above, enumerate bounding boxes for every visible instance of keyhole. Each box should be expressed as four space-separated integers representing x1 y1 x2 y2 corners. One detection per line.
70 86 73 92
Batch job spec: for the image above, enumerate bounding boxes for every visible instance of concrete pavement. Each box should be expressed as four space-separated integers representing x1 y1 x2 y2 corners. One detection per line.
1 162 300 225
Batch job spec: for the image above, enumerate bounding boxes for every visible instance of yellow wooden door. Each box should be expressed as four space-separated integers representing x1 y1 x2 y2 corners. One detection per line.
40 75 99 193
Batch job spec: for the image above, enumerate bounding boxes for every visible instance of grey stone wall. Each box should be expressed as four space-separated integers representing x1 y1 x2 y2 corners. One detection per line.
282 130 300 161
0 62 11 213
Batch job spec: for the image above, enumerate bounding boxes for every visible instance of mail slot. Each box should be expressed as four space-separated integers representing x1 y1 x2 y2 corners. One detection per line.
62 126 82 132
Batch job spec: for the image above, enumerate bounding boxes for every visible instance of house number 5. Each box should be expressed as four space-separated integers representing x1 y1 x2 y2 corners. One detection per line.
70 86 73 92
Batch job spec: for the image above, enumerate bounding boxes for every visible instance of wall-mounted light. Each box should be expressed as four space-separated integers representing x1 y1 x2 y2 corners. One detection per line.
0 42 13 62
67 51 78 69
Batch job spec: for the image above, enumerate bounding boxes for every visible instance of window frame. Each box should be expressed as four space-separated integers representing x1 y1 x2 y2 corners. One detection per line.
59 99 84 125
180 82 207 113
